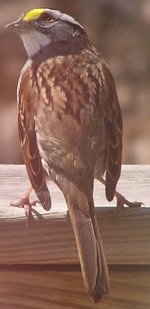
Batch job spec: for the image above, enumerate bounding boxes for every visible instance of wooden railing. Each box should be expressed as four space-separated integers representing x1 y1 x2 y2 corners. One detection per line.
0 165 150 308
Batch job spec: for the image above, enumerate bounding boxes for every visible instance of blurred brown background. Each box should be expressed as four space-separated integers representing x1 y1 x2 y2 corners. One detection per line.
0 0 150 164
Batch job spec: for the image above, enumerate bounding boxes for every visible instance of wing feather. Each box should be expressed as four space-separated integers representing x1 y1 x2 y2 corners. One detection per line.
18 65 51 210
102 62 123 201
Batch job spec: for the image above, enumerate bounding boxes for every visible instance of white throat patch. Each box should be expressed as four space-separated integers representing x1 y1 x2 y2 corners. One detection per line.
21 30 51 57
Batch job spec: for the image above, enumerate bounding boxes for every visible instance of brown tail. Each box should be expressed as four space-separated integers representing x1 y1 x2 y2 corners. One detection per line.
66 190 110 303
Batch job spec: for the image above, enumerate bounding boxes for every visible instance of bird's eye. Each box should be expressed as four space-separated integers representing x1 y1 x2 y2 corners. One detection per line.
40 12 52 22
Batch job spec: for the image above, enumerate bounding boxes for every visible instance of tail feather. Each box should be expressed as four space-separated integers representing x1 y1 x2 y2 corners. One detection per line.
67 194 110 303
92 216 110 302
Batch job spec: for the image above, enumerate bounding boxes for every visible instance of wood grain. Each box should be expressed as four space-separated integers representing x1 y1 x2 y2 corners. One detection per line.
0 267 150 309
0 165 150 308
0 165 150 265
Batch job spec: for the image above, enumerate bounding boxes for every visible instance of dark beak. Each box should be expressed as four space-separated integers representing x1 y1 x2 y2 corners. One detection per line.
5 18 30 34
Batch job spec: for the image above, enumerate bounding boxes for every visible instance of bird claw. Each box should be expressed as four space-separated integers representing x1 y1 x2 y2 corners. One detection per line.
115 193 144 218
116 194 144 209
10 196 40 227
123 200 144 208
10 196 39 208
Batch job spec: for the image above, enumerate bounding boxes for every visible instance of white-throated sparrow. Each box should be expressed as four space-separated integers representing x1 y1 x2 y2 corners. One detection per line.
6 8 124 302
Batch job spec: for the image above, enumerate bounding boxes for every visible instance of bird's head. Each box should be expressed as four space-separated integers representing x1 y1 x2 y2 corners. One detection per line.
6 8 85 57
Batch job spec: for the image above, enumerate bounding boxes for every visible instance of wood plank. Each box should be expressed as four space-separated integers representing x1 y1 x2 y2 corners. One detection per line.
0 267 149 309
0 165 150 265
0 206 150 265
0 165 150 308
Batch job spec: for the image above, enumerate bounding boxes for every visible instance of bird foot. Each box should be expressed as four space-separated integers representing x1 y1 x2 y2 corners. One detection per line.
116 193 143 209
10 196 40 227
115 192 144 217
10 196 39 208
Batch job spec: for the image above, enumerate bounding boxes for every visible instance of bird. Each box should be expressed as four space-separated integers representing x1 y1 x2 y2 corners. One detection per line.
6 8 123 302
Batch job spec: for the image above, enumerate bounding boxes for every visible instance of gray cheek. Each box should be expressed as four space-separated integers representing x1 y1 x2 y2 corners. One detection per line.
21 31 51 57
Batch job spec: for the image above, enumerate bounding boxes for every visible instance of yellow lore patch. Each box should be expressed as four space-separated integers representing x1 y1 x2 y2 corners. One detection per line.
23 8 46 21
